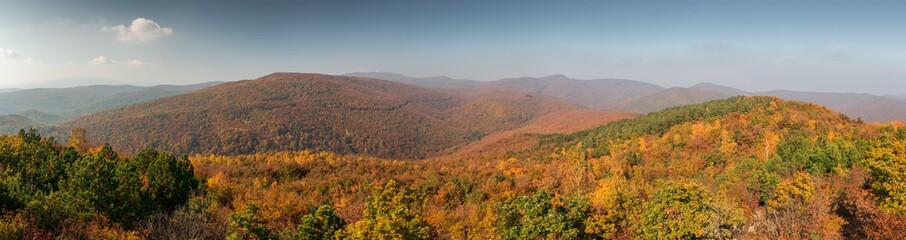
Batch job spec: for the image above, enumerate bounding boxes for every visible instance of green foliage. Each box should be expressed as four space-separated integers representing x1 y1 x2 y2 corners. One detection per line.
635 181 740 239
345 180 431 240
291 204 346 240
0 129 199 233
805 137 864 175
134 149 199 212
496 191 591 240
751 168 781 205
61 153 122 219
227 202 274 240
763 131 864 184
864 138 906 213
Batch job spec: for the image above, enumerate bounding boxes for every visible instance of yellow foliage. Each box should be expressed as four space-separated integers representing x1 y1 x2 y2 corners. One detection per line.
769 172 815 208
719 129 738 157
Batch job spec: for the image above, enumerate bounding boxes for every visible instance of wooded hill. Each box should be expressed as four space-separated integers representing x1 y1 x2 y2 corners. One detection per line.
61 73 601 159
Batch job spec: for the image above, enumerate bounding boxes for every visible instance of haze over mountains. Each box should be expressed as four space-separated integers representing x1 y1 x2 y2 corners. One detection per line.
0 82 221 124
349 72 906 123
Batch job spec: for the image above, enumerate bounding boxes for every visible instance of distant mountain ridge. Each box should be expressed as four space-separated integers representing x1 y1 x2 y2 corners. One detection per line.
345 72 478 89
0 81 222 126
348 72 665 111
351 72 906 122
4 77 125 89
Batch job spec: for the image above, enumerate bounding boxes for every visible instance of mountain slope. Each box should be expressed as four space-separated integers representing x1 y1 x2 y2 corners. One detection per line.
61 73 611 159
0 85 146 114
0 115 46 134
63 73 470 159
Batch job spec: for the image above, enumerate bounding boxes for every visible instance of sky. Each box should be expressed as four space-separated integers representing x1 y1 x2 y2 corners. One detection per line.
1 0 905 94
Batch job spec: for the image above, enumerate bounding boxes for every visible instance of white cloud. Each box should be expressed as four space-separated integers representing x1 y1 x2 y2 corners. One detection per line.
1 48 22 60
89 56 158 67
103 18 173 42
125 59 158 67
90 56 113 65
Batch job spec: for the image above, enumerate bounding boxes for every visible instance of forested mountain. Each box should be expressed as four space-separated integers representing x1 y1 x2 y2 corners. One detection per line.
0 115 46 134
62 73 468 159
0 82 221 126
60 73 596 159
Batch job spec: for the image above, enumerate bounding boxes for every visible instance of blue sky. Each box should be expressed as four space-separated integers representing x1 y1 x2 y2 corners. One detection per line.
1 0 904 94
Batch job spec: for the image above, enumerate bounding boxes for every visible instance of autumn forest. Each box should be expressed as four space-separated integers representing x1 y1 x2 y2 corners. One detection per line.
1 72 905 239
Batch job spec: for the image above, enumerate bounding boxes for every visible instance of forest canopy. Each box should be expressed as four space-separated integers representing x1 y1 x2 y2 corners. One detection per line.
2 96 906 239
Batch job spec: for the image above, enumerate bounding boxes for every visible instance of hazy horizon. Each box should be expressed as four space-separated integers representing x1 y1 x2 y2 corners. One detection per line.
3 0 906 94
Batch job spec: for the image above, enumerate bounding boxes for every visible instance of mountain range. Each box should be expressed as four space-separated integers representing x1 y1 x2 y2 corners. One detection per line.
350 72 906 123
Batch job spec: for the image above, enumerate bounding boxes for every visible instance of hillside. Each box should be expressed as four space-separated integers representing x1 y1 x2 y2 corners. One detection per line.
0 82 221 126
0 85 146 114
0 115 46 133
445 109 635 159
60 73 598 159
443 91 576 134
62 73 470 159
